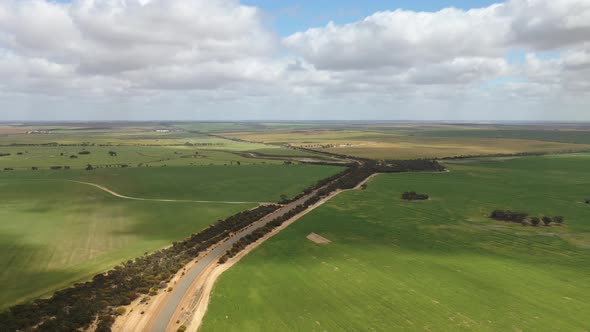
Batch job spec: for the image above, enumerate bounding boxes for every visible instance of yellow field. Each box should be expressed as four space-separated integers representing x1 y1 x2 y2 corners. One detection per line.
221 129 590 159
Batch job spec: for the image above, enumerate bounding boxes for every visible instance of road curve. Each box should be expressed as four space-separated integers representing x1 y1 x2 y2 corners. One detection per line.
148 187 325 332
67 180 268 204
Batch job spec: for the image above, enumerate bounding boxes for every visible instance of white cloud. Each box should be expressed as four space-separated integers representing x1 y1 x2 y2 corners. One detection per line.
284 0 590 71
283 6 508 70
0 0 589 120
0 0 277 95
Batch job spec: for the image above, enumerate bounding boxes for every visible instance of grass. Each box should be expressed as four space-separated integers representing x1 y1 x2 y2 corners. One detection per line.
201 154 590 331
0 180 252 309
0 164 341 202
0 164 342 309
0 125 330 170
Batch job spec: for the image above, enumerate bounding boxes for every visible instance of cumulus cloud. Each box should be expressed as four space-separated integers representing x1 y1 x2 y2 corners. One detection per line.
0 0 589 120
284 0 590 71
0 0 277 95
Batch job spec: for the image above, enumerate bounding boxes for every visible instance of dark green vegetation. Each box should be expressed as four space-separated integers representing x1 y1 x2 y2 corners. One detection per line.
490 210 565 226
401 191 429 201
201 154 590 331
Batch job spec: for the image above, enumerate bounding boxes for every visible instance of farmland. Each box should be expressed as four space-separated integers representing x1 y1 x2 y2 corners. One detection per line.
201 153 590 331
2 122 590 331
0 124 342 309
219 125 590 159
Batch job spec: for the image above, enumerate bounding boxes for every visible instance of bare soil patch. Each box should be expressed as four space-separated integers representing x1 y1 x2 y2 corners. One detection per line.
0 127 27 134
307 232 331 244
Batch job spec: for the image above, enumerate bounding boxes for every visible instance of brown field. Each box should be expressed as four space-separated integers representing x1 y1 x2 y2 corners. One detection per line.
220 129 590 159
0 127 29 135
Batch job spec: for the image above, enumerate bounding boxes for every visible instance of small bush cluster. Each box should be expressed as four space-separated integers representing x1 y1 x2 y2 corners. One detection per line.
401 191 429 201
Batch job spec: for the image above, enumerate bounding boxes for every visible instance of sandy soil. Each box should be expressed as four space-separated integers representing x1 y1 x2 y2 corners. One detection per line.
68 180 267 204
0 127 27 134
307 232 331 244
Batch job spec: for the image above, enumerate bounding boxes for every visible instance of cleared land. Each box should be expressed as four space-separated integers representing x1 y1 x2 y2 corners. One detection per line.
220 126 590 159
201 154 590 331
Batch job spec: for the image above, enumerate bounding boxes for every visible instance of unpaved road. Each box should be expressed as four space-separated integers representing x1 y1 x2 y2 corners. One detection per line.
67 180 268 204
138 173 380 332
145 186 323 332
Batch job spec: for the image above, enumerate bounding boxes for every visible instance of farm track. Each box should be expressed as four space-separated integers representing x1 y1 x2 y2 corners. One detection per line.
67 180 269 204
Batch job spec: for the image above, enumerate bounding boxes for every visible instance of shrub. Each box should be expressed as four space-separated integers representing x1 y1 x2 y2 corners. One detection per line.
401 191 429 201
115 307 126 316
542 216 553 226
490 210 528 223
530 217 541 226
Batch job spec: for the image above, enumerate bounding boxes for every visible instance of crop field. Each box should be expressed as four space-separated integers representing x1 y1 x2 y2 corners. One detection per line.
201 154 590 331
0 179 252 309
0 124 343 309
0 123 333 168
220 126 590 159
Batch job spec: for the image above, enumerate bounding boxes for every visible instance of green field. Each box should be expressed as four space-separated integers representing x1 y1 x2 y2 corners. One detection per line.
0 163 341 309
0 164 341 202
201 154 590 331
0 179 252 309
0 124 333 170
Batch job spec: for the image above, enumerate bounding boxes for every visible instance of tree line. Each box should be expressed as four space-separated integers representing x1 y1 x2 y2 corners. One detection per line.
490 209 565 226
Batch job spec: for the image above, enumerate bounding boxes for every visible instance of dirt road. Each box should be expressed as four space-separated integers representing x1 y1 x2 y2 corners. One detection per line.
67 180 268 204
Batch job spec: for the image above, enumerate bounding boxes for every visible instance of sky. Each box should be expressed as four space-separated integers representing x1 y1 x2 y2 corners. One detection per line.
0 0 589 121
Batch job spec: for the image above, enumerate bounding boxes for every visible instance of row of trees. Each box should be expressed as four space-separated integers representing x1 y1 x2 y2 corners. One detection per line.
490 210 565 226
220 159 447 263
0 205 280 331
402 191 429 201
